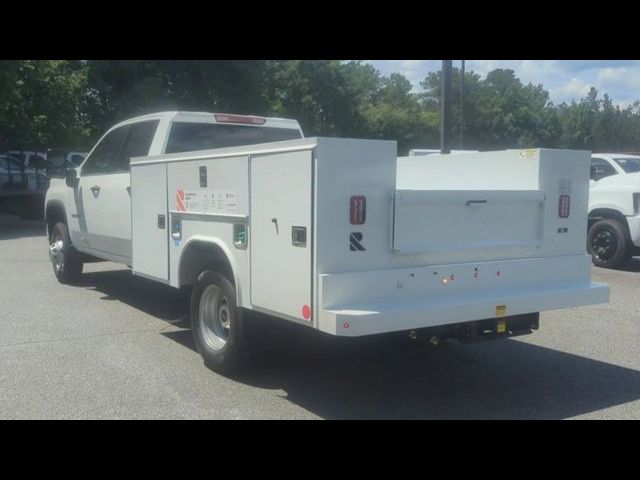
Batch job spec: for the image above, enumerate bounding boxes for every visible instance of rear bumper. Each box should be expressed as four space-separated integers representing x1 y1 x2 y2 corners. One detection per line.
317 255 609 337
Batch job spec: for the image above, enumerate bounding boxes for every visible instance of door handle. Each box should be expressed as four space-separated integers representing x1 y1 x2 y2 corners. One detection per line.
466 200 487 206
90 185 101 194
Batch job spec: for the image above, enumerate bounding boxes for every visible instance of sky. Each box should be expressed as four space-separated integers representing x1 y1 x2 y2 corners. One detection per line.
365 60 640 108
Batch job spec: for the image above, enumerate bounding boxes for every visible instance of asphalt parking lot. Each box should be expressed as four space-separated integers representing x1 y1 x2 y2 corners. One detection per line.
1 221 640 419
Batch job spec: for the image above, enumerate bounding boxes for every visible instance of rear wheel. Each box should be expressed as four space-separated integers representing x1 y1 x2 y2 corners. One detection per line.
588 218 632 269
190 270 247 373
49 222 83 284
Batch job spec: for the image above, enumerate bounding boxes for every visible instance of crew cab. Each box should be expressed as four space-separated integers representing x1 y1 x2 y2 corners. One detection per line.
588 153 640 268
45 115 608 373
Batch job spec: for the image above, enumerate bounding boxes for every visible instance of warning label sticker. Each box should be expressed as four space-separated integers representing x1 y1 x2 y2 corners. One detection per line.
176 189 237 214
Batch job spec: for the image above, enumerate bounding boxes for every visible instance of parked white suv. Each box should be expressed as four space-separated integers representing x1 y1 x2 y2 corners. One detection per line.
588 153 640 268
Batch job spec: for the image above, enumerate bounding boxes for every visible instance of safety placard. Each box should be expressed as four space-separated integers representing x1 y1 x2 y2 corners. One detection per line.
176 189 237 214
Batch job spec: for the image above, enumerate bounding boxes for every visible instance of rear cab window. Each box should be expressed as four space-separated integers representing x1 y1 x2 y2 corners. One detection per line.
165 122 302 154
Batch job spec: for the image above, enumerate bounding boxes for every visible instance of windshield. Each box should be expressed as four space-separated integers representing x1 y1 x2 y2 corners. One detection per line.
613 157 640 173
165 122 302 154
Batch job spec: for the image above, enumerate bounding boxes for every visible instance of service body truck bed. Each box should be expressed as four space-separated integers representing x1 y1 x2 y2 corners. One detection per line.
130 140 608 346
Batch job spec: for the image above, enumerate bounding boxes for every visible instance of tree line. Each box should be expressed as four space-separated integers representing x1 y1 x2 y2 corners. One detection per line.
1 60 639 155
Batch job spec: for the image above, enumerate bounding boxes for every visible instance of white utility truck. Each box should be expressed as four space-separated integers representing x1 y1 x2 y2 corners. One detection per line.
588 153 640 268
45 111 609 372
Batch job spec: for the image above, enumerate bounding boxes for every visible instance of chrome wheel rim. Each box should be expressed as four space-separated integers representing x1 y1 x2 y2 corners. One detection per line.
49 232 64 273
199 284 230 350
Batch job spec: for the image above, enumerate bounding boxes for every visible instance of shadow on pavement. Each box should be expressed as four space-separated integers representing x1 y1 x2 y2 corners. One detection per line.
77 266 640 420
616 257 640 273
77 269 190 326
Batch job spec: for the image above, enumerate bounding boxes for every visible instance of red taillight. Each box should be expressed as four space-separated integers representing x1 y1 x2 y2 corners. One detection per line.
214 114 266 125
350 196 366 225
559 194 570 218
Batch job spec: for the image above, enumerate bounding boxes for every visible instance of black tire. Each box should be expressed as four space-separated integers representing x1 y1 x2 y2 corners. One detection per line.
190 270 247 373
587 218 632 269
49 222 83 284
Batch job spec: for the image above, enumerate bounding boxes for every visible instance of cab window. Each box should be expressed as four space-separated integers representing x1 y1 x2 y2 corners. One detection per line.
81 126 128 176
590 158 617 182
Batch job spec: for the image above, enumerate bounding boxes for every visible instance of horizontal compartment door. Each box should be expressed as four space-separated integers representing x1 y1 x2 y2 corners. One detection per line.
393 190 545 255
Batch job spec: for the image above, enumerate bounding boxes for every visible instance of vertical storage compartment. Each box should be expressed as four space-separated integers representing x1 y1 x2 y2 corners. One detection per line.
250 150 314 321
131 163 169 281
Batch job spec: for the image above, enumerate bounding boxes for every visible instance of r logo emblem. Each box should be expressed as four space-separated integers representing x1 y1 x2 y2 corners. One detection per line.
350 232 365 251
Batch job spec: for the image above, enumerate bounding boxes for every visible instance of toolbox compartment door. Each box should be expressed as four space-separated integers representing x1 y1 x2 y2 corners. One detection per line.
131 163 169 281
250 150 313 321
392 190 545 258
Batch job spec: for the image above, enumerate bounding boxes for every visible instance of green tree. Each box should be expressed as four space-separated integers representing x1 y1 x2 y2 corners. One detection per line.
0 60 89 150
82 60 271 142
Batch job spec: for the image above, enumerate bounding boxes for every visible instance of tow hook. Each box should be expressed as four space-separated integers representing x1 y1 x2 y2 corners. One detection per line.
409 330 417 340
429 336 440 346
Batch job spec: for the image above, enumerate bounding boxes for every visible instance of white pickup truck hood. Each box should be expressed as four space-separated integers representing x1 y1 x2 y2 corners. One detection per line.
592 172 640 189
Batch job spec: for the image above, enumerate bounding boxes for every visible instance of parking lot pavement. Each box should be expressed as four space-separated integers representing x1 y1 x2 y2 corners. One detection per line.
1 222 640 419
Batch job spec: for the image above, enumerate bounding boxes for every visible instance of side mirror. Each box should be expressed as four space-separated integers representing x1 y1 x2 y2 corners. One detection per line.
65 168 79 188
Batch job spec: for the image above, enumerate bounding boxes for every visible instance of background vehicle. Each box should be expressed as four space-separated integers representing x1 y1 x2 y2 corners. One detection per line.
6 150 47 170
46 149 87 177
45 114 608 373
0 154 28 190
0 154 47 191
588 153 640 268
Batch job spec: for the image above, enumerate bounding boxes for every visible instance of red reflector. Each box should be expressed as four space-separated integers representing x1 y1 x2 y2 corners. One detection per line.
214 114 266 125
350 196 366 225
559 194 570 218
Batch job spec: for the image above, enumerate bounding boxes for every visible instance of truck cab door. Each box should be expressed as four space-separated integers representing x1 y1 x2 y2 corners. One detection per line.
75 125 128 256
75 120 159 263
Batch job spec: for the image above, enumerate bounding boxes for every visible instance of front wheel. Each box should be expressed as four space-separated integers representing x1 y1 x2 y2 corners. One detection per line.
587 218 632 269
49 222 83 284
190 270 247 373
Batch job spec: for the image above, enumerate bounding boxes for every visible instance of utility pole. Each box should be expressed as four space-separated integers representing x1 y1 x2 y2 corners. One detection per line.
440 60 452 154
460 59 465 149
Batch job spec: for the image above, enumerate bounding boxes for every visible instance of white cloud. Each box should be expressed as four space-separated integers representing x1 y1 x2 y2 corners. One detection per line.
550 78 593 102
597 67 640 90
